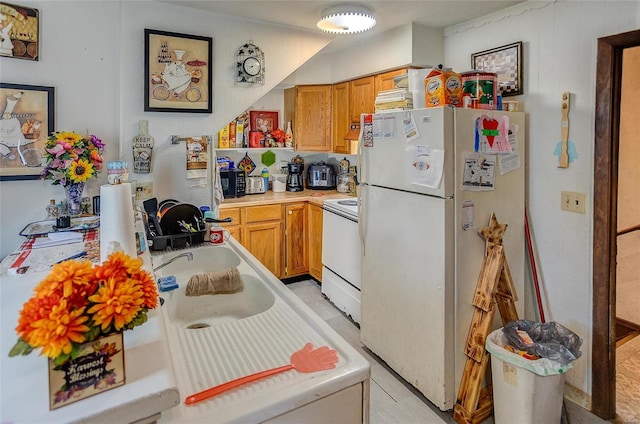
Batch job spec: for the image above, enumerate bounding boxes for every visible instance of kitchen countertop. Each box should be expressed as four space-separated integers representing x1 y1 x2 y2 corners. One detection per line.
219 189 354 209
0 251 180 423
155 239 370 423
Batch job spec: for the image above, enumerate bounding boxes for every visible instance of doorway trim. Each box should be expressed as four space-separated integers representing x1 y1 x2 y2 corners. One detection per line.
592 28 640 419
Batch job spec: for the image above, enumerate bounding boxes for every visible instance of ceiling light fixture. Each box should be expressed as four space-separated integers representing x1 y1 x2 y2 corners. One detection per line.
317 4 376 35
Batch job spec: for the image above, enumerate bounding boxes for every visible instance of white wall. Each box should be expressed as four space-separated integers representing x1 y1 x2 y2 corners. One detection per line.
0 0 330 259
295 22 444 84
444 0 640 406
0 1 120 259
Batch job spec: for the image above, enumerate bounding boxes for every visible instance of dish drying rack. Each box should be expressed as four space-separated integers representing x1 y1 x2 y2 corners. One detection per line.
143 214 207 251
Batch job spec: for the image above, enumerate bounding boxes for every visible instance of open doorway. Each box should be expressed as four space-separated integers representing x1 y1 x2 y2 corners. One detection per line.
592 29 640 421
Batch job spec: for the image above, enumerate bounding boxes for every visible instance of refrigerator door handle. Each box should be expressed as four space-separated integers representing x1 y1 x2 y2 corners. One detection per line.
358 184 366 256
357 115 364 185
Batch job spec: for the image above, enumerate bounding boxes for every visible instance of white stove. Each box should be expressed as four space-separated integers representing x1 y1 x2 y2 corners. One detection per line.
321 198 361 324
322 198 358 219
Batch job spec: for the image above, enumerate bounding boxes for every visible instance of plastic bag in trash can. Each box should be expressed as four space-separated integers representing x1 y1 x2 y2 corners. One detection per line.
502 320 582 366
486 329 572 376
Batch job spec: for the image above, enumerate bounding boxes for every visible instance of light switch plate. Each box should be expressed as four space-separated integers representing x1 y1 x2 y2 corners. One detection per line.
136 182 153 201
561 191 585 214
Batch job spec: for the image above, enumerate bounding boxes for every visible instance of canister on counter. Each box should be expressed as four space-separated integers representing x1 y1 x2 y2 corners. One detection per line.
461 70 498 110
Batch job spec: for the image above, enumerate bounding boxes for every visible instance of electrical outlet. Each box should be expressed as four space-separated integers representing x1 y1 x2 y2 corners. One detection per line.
136 182 153 201
561 191 585 214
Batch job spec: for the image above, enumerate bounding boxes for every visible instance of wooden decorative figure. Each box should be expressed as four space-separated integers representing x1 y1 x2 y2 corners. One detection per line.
453 213 519 424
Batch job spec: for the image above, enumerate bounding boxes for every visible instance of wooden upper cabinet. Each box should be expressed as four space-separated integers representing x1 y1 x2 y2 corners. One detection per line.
375 68 408 96
349 76 376 124
332 81 351 154
284 85 332 152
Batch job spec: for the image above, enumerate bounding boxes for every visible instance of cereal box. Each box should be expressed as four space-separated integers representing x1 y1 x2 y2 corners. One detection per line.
218 124 229 148
424 68 463 108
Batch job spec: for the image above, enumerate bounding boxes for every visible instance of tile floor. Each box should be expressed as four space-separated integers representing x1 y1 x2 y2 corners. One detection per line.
617 336 640 424
287 279 607 424
616 230 640 423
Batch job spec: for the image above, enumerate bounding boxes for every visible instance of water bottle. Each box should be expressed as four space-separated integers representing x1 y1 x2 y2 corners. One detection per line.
261 167 270 191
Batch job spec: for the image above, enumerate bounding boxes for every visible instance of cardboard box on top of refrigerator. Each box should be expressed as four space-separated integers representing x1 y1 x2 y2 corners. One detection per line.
424 67 463 108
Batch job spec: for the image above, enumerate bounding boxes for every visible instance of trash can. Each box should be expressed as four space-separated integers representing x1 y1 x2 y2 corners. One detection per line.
486 329 572 424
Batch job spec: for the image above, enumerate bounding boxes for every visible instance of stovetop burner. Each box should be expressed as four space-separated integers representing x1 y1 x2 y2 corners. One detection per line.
337 200 357 206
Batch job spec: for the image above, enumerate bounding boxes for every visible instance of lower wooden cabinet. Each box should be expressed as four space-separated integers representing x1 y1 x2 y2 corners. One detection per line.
219 201 324 280
284 203 308 278
242 205 282 277
243 221 282 277
218 207 241 241
308 203 323 282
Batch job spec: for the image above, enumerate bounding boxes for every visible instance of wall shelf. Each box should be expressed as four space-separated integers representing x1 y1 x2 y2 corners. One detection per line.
214 147 294 153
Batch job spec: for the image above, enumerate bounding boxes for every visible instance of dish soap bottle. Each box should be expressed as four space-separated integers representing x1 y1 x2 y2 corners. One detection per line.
261 167 270 191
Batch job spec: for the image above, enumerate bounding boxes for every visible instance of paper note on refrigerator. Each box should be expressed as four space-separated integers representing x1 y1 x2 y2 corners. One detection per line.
475 115 511 154
498 124 521 175
462 152 496 191
405 145 444 189
372 114 396 139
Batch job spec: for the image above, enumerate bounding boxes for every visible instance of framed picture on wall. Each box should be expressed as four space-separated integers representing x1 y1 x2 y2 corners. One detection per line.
0 83 55 181
249 110 279 133
144 29 213 113
0 2 40 61
472 41 523 97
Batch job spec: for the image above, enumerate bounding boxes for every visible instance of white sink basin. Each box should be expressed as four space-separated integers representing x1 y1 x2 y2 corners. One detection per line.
153 245 275 329
164 274 275 329
155 245 241 277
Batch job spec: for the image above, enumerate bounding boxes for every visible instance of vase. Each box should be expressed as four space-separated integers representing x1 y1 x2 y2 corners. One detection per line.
65 182 85 217
48 332 125 410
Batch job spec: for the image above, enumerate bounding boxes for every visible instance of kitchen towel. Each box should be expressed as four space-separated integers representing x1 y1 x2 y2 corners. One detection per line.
186 136 208 187
211 153 224 217
99 183 137 262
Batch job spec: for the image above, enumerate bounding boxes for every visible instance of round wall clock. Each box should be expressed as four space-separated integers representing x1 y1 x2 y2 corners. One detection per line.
236 41 265 85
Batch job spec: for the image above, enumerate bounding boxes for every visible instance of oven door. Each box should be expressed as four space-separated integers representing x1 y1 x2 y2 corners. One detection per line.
322 207 361 290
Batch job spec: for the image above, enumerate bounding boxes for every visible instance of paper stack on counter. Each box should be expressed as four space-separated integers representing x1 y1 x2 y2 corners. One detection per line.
31 231 84 248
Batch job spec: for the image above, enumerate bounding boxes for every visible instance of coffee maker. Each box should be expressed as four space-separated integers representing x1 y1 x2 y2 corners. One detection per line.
286 163 304 192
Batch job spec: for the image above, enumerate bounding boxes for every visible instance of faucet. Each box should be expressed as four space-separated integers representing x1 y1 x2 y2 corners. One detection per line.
153 252 193 272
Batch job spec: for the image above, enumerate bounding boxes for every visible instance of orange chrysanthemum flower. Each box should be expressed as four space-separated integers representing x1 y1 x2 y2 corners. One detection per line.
88 277 145 332
34 259 94 299
93 251 143 282
27 299 89 358
132 269 159 309
10 251 156 361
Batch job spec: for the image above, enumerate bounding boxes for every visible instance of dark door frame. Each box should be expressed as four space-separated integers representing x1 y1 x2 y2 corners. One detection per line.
592 28 640 419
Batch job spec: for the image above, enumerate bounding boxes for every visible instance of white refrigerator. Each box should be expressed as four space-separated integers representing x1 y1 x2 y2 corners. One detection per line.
358 106 525 411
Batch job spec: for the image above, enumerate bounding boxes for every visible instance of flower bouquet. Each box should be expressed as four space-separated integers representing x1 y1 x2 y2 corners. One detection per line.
40 131 105 217
9 252 158 408
41 131 104 187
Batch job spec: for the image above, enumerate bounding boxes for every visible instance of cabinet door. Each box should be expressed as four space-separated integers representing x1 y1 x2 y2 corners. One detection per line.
284 203 308 277
218 207 241 242
242 221 282 277
349 76 375 124
307 203 323 282
285 85 332 152
374 68 408 96
332 81 351 154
